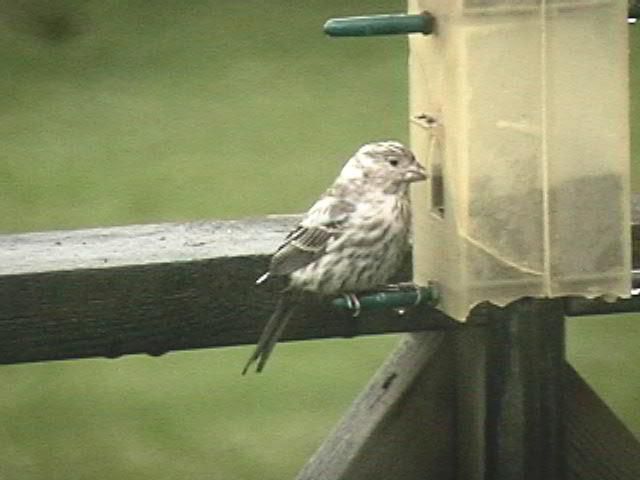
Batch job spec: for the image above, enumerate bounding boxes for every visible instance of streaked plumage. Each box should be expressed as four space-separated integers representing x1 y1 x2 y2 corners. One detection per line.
243 141 426 374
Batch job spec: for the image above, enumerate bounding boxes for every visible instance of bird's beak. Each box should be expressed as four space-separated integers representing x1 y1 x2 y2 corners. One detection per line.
404 162 428 183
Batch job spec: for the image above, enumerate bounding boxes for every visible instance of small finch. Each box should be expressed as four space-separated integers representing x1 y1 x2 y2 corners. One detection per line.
242 141 426 374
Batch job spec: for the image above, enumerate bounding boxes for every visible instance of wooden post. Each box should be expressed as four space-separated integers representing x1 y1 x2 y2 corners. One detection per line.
484 300 566 480
298 299 640 480
455 300 566 480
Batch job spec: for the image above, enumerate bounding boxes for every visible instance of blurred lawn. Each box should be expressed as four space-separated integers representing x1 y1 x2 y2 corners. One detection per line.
0 1 638 479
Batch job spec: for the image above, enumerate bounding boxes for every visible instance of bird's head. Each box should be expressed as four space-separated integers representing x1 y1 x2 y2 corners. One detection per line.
339 141 427 193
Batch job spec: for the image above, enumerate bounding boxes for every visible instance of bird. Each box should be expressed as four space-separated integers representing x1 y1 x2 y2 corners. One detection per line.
242 141 427 374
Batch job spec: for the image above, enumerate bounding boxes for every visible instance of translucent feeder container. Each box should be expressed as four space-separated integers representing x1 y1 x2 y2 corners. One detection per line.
409 0 630 320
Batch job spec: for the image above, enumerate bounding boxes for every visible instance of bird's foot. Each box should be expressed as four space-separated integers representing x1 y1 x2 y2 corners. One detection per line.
341 293 362 318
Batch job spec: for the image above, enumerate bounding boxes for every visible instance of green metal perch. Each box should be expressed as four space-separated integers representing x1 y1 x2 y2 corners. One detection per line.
324 12 435 37
332 284 439 314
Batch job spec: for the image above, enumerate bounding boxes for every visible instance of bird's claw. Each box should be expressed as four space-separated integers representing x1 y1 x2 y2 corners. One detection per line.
411 284 423 307
342 293 361 318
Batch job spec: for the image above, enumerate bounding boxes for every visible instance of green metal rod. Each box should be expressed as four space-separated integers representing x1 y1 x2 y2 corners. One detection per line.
324 12 434 37
332 285 438 312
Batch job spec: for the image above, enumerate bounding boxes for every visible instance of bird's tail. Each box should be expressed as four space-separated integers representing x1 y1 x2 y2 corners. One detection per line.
242 291 298 374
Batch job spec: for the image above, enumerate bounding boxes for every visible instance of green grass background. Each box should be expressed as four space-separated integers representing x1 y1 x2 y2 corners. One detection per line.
0 1 638 478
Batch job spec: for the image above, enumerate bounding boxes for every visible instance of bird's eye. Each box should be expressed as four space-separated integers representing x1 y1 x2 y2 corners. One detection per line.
388 159 399 167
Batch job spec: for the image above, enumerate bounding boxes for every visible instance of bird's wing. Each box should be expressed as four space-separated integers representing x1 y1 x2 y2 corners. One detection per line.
267 196 356 277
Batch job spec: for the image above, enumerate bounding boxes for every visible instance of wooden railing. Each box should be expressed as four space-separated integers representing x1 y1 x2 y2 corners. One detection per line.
1 203 640 479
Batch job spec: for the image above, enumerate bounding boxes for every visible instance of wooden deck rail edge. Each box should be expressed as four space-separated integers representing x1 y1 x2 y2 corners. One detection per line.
0 215 454 364
1 192 639 365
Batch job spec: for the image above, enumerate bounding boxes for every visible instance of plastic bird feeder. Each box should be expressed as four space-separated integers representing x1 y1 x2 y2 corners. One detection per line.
408 0 631 319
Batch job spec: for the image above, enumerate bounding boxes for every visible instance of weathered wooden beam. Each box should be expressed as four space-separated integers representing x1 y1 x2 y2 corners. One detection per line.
296 332 456 480
452 300 567 480
483 299 566 480
0 216 455 365
564 295 640 316
565 364 640 480
1 194 639 365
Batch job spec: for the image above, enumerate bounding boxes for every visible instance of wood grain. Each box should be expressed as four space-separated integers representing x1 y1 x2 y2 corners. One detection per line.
0 216 456 364
565 364 640 480
296 333 456 480
1 194 639 365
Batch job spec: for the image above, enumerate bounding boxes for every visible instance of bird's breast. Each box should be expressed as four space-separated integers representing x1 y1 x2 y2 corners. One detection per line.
289 194 412 295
